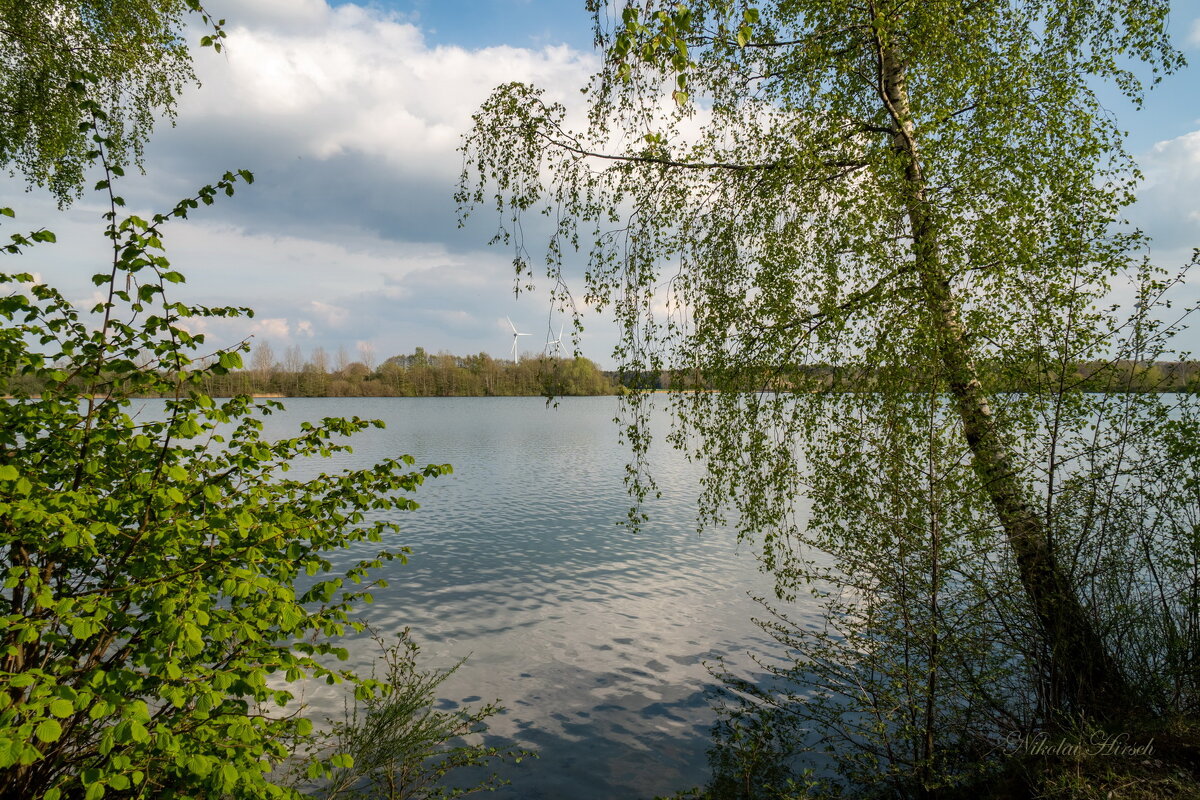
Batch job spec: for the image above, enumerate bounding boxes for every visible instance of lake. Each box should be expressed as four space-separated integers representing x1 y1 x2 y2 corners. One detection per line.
250 396 793 799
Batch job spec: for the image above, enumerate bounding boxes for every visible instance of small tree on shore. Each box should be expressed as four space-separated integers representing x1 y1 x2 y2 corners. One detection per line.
0 156 455 797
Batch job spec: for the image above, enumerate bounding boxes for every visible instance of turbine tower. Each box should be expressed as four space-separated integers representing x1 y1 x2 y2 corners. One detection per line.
545 323 564 357
507 316 532 364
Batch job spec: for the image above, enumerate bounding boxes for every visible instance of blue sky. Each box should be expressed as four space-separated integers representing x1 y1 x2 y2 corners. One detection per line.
6 1 1199 369
333 0 596 50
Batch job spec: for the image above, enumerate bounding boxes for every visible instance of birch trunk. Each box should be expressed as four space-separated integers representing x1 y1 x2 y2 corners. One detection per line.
875 35 1132 718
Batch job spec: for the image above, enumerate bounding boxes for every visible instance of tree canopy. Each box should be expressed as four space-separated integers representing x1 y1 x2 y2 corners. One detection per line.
462 0 1198 792
0 0 223 204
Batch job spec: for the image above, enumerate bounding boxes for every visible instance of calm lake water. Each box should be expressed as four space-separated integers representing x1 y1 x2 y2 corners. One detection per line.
248 396 791 799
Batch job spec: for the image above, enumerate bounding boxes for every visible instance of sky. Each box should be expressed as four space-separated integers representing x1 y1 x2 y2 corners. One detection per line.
5 0 1200 369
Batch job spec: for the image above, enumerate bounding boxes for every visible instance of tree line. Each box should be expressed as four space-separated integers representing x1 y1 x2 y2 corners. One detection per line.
210 343 619 397
621 360 1200 393
2 344 620 398
9 353 1194 398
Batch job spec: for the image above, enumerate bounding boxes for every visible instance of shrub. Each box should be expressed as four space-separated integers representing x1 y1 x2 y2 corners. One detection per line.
0 165 450 798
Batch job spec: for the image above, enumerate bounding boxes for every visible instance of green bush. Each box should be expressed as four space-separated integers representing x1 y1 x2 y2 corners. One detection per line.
0 163 451 798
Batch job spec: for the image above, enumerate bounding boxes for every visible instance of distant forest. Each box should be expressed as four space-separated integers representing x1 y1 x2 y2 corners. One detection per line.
205 353 1200 397
199 345 621 397
4 341 1196 398
626 359 1200 393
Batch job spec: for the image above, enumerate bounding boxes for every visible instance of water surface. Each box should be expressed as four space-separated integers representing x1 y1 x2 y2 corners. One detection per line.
255 396 793 799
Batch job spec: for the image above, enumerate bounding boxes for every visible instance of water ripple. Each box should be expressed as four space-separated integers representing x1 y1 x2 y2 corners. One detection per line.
247 397 805 799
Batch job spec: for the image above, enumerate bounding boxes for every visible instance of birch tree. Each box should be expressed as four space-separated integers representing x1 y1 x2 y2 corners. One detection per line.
0 0 224 204
460 0 1198 782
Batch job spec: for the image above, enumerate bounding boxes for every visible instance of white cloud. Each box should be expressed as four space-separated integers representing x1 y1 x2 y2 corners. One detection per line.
249 317 291 340
1135 129 1200 254
163 220 461 304
1121 128 1200 355
1149 129 1200 164
180 3 597 180
309 300 349 327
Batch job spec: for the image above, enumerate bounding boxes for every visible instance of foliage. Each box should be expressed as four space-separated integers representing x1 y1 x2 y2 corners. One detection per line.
193 348 619 398
460 0 1199 794
0 0 224 204
296 629 530 800
5 348 621 399
698 701 816 800
0 155 458 797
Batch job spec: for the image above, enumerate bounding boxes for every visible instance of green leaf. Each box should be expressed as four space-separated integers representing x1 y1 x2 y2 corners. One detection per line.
49 698 74 718
187 754 212 777
217 350 243 369
35 719 63 743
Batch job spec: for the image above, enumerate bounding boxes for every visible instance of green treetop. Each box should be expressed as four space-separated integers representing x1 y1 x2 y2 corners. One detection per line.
0 0 224 205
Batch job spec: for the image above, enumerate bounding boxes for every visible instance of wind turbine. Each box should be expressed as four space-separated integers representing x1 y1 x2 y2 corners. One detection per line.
507 316 532 364
545 323 564 357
